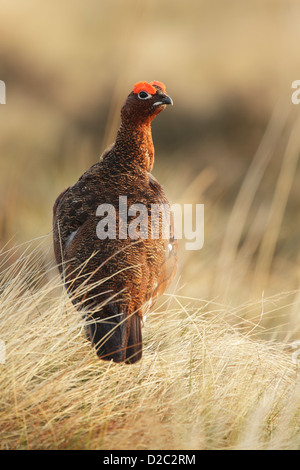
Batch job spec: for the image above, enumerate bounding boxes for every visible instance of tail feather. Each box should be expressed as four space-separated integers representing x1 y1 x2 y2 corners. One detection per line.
88 304 142 363
125 314 142 364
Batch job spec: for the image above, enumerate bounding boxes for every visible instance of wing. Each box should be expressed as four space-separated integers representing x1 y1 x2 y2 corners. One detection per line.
52 164 101 271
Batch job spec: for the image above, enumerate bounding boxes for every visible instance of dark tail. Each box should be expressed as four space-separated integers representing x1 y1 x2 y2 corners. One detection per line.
88 304 142 364
125 312 143 364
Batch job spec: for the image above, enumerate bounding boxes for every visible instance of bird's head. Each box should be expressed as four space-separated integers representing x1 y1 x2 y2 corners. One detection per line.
121 80 173 124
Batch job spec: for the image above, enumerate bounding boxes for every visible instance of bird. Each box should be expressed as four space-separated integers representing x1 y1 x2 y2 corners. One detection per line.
53 80 177 364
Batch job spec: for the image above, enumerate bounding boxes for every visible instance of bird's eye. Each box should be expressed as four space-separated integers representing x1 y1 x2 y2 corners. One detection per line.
138 91 152 100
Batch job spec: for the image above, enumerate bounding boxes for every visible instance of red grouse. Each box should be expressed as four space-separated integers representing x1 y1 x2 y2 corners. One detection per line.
53 81 177 363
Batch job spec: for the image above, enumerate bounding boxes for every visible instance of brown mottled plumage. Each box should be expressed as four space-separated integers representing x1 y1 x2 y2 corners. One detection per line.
53 81 177 363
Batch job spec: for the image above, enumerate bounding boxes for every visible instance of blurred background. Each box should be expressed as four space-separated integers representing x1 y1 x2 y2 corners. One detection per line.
0 0 300 337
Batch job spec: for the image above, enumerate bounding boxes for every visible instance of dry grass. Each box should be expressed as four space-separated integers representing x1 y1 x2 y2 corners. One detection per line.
0 238 299 450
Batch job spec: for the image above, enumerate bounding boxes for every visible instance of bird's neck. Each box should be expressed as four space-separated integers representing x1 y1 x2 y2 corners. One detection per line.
114 119 154 172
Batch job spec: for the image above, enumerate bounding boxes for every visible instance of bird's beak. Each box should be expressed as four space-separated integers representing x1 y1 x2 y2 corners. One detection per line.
153 93 173 107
